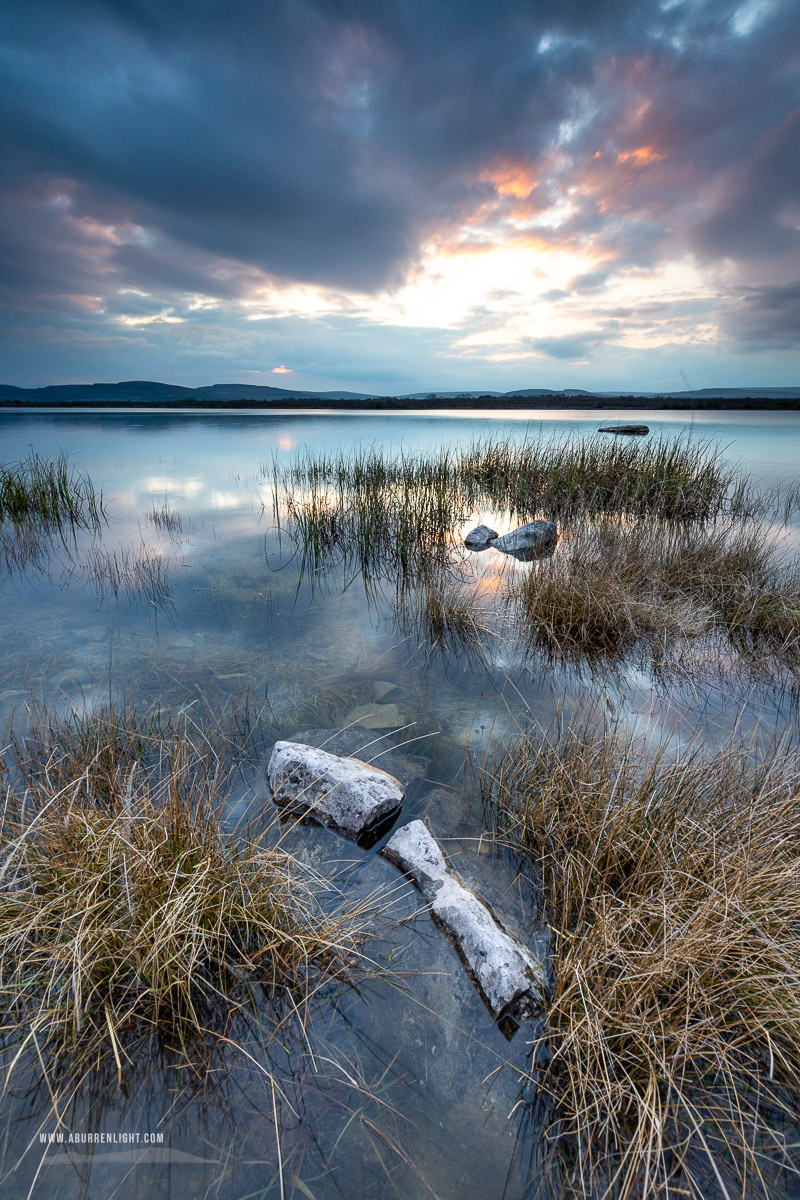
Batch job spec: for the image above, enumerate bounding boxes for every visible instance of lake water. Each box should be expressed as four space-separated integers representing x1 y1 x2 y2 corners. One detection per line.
1 407 799 1199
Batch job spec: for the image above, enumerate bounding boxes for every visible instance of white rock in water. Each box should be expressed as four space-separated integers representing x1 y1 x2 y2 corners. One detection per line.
268 741 403 839
463 524 499 550
384 818 449 896
382 819 546 1018
491 519 557 559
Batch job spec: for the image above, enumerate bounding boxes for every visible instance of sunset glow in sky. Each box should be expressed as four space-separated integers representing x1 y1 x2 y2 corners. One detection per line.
1 0 798 392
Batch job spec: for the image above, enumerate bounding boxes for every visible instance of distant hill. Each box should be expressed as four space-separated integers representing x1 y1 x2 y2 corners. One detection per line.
0 380 376 404
1 380 799 407
193 383 375 401
0 381 196 403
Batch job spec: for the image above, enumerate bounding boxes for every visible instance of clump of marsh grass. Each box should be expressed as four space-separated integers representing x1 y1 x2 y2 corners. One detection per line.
0 701 383 1079
278 450 462 583
514 516 800 662
0 449 104 528
272 439 800 675
274 435 741 574
271 434 756 596
1 451 105 577
459 432 740 522
483 715 800 1198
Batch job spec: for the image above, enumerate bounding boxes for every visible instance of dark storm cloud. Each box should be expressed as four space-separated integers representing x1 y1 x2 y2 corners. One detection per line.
0 0 798 376
724 281 800 350
691 107 800 263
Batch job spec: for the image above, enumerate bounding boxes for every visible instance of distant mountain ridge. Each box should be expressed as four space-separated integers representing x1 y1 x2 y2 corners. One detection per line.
1 380 799 404
0 381 376 402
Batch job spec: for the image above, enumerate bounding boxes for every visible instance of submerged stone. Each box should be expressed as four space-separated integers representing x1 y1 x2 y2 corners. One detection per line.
343 702 407 729
491 519 557 561
463 524 499 550
382 818 547 1020
268 740 403 840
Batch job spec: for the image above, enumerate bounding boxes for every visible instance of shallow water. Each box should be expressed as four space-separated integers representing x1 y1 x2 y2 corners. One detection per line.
1 407 799 1199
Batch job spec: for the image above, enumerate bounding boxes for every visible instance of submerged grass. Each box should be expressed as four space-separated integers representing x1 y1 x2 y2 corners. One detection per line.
147 498 184 534
80 540 173 606
395 568 495 662
0 700 383 1080
483 715 800 1199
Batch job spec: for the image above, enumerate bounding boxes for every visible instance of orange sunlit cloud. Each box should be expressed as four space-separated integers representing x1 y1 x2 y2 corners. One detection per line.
616 146 666 165
432 229 554 259
272 364 292 373
481 158 538 199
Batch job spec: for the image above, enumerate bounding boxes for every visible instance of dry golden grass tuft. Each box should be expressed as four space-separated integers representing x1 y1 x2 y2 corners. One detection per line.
0 702 383 1079
483 715 800 1198
514 516 800 662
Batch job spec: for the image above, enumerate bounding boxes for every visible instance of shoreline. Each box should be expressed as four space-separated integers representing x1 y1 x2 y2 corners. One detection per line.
2 396 800 412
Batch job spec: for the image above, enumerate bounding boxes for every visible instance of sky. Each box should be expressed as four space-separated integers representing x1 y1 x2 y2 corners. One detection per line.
1 0 799 394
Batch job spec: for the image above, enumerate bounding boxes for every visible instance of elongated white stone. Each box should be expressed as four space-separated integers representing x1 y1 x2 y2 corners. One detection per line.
268 740 403 839
382 819 546 1018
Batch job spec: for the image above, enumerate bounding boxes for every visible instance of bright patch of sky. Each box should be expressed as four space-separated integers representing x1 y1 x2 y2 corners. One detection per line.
732 0 777 36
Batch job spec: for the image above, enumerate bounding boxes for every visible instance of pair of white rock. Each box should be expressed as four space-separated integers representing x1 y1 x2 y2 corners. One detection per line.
463 519 557 556
268 739 546 1019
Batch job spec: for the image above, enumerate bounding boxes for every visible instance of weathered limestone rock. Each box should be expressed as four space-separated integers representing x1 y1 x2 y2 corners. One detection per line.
288 728 428 788
382 818 547 1019
268 740 403 839
463 524 499 550
598 423 649 435
491 519 557 561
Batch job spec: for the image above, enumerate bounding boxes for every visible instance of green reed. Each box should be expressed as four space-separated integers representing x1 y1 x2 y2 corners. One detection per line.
0 449 105 528
458 432 739 521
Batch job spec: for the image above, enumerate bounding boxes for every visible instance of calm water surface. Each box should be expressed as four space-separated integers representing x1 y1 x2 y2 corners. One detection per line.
1 408 798 1199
